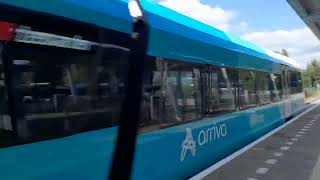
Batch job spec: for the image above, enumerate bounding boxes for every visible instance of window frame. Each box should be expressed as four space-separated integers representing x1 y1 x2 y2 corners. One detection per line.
140 59 294 133
257 72 284 105
139 59 241 133
238 69 258 110
257 72 272 105
0 19 132 147
288 70 303 95
204 66 237 117
271 73 283 102
1 44 298 139
139 59 208 133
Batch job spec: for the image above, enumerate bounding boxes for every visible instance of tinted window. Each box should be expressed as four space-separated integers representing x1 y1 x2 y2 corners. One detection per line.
289 71 303 94
202 67 237 115
271 73 283 101
3 29 130 141
258 73 283 104
239 70 257 109
140 60 204 132
257 72 272 105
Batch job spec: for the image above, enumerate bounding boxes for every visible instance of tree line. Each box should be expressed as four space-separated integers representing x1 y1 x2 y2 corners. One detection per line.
303 59 320 88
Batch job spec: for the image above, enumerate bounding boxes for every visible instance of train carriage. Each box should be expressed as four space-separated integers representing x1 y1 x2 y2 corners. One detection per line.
0 0 304 179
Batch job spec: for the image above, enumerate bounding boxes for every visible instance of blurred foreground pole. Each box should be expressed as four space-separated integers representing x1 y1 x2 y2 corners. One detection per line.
109 1 149 180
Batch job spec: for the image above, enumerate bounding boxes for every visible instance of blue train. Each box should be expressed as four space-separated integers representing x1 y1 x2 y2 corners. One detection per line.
0 0 304 179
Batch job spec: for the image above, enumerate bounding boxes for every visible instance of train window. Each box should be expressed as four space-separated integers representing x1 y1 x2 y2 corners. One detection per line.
257 72 272 105
239 70 257 109
164 61 203 121
257 73 283 104
203 67 237 115
4 33 130 140
140 59 204 132
271 73 283 101
289 71 303 94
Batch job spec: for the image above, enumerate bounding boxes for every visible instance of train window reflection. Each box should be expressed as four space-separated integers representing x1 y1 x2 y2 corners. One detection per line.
140 59 239 133
140 59 204 132
239 70 257 109
289 71 303 94
257 72 272 105
10 45 129 139
257 72 283 104
203 67 237 115
271 73 283 101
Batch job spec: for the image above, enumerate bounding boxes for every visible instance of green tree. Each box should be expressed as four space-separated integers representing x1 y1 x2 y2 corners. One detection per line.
274 49 289 57
281 49 289 57
303 59 320 88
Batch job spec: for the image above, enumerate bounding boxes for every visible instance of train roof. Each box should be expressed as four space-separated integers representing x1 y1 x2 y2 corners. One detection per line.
0 0 301 72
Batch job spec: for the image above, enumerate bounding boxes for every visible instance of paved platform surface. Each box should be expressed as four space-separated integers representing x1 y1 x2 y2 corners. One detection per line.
203 101 320 180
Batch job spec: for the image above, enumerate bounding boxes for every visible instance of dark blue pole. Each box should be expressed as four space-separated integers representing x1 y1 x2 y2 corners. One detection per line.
109 1 149 180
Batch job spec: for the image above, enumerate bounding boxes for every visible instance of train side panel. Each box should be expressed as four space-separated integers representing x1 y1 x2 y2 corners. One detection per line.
132 102 286 180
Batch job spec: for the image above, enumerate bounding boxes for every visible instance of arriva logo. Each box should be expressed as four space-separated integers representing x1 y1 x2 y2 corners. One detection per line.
180 123 228 162
180 128 196 162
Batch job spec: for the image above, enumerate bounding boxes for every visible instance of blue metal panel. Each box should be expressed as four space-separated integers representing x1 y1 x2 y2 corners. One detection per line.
0 0 133 33
0 128 118 180
142 1 281 62
291 93 306 114
132 102 285 179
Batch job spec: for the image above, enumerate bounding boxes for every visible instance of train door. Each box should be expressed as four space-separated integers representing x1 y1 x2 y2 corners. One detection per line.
283 67 292 119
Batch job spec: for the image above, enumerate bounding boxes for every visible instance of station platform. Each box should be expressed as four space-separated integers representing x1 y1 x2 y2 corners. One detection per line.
192 99 320 180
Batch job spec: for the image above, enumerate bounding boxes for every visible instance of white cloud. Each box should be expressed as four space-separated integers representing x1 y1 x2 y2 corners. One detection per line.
156 0 319 69
235 21 249 34
159 0 236 31
241 28 320 69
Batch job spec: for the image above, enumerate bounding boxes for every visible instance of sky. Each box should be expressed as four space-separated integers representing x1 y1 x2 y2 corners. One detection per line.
153 0 320 69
